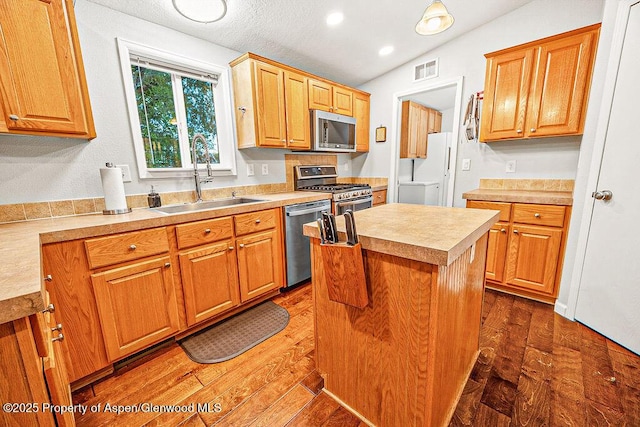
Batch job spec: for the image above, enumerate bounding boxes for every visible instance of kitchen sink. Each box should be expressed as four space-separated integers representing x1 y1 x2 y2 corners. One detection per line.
153 197 265 214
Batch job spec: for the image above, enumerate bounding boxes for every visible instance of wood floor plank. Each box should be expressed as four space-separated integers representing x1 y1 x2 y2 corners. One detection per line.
586 400 626 426
521 347 553 382
300 370 324 395
553 313 581 351
474 403 511 427
482 293 514 331
177 413 207 427
550 345 587 427
480 370 518 418
285 391 341 427
579 324 623 412
322 406 362 427
491 299 532 384
527 302 554 353
449 378 483 426
248 384 314 427
512 372 550 426
608 347 640 425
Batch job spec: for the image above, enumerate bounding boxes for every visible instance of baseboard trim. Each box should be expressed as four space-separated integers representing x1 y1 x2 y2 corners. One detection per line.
554 300 569 318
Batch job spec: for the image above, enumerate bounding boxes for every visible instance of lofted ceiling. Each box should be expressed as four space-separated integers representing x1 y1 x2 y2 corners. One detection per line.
85 0 535 87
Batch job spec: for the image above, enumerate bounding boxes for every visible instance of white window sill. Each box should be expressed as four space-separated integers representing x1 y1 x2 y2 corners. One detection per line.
139 167 236 180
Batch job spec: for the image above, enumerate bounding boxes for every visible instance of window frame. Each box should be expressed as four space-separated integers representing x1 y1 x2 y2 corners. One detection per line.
117 38 236 179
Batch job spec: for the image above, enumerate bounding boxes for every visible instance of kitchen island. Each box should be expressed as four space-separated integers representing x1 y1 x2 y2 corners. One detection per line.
303 203 499 426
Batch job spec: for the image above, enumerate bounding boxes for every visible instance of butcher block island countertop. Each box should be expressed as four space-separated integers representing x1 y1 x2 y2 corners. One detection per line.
0 192 330 325
303 204 499 427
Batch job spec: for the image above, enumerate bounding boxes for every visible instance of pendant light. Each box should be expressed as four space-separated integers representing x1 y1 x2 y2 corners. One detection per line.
173 0 228 24
415 0 454 35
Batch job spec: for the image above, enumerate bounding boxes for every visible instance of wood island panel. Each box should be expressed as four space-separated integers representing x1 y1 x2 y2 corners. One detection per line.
311 233 488 426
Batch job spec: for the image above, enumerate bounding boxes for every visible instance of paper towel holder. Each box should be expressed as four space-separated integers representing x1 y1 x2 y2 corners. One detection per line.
102 163 132 215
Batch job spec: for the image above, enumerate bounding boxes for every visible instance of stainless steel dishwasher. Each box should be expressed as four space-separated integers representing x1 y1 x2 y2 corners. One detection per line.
283 199 331 288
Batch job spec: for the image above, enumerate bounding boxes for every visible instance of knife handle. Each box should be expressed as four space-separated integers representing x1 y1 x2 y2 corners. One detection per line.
316 218 326 244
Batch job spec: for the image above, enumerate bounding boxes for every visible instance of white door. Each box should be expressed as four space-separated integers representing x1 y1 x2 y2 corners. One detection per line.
574 1 640 355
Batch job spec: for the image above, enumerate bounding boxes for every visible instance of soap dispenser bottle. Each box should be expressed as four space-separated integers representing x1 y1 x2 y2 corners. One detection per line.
147 186 162 208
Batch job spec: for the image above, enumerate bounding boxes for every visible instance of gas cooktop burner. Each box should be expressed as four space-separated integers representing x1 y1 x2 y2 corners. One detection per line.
299 183 371 192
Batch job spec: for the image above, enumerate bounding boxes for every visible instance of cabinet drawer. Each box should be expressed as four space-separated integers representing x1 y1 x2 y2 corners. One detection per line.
466 200 512 222
85 228 170 269
234 209 278 236
176 217 233 249
373 189 387 205
512 203 566 227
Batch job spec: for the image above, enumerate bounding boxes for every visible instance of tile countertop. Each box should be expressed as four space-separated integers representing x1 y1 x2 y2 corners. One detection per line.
462 189 573 206
303 203 500 267
0 192 331 325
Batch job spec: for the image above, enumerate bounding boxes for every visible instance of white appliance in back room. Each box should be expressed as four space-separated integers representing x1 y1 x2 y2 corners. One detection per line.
398 132 451 206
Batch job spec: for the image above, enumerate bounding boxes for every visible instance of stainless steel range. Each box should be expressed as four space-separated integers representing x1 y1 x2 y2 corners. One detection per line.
294 165 373 214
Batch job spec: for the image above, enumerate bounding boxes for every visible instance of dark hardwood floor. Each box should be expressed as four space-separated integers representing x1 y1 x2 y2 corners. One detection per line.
72 284 640 426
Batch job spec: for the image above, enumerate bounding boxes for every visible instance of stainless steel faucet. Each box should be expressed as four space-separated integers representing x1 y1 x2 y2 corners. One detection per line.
191 133 214 202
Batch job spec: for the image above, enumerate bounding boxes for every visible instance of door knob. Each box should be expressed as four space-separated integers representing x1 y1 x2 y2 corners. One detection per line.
592 190 613 201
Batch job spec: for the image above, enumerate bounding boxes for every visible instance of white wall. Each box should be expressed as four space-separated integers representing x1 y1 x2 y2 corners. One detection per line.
354 0 605 208
0 0 342 204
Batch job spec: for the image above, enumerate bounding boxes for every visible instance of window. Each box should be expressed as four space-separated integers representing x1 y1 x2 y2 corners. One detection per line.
117 39 236 179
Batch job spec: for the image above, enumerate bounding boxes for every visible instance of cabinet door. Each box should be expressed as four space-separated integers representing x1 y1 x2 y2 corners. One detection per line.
332 86 353 116
42 310 74 427
254 61 287 147
400 101 419 158
0 0 94 137
485 223 509 283
284 70 310 150
354 92 370 152
416 106 429 159
91 257 180 361
236 229 284 302
308 78 333 112
179 241 240 326
505 225 562 295
480 48 535 141
526 29 598 137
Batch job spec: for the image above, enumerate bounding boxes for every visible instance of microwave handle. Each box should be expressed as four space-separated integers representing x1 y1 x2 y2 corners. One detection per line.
323 122 328 145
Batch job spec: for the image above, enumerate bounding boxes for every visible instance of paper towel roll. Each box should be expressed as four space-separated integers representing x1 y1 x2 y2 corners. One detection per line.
100 164 130 214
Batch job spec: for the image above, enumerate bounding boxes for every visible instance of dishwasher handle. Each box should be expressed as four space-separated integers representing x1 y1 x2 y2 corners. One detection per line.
286 205 331 217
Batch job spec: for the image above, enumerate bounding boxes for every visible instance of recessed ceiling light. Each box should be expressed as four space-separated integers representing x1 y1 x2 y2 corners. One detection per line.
379 46 394 56
326 11 344 26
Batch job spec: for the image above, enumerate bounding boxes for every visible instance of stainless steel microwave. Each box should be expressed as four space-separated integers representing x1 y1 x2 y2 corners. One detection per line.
311 110 356 152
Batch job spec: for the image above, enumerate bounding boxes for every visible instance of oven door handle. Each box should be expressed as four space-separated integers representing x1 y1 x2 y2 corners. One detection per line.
286 206 331 217
336 196 373 207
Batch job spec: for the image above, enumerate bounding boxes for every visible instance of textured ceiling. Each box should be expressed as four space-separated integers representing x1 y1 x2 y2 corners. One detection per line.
85 0 534 87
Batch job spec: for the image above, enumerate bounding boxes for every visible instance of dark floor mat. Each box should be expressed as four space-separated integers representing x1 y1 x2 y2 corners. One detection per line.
179 301 290 364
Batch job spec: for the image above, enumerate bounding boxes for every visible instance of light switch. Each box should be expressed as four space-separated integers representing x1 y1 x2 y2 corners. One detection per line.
462 158 471 171
262 164 269 175
506 160 517 173
116 164 132 182
246 164 254 176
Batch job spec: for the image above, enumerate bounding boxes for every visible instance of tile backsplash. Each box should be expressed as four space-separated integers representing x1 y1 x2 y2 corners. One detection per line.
479 179 574 192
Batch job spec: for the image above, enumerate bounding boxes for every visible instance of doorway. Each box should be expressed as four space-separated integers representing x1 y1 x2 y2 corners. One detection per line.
388 77 464 206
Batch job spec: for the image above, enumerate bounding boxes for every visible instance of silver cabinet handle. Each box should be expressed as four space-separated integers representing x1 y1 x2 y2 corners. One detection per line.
281 139 286 142
204 228 211 234
255 219 261 224
534 213 541 218
164 262 171 268
8 114 19 121
44 275 53 282
42 303 55 314
228 246 234 251
51 333 64 343
592 190 613 201
530 128 536 133
513 229 519 234
239 243 245 248
289 139 294 143
516 129 522 133
51 323 63 332
500 228 506 233
129 244 137 251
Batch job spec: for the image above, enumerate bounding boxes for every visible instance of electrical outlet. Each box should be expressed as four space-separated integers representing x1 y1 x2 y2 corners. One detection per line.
462 158 471 171
246 164 254 176
261 164 269 175
344 162 349 172
116 164 132 182
506 160 517 173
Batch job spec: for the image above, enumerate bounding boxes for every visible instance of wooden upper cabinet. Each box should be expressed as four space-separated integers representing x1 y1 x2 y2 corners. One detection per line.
481 24 599 142
284 70 311 149
354 92 370 152
0 0 95 139
481 48 535 141
400 100 439 159
308 78 353 116
255 61 287 147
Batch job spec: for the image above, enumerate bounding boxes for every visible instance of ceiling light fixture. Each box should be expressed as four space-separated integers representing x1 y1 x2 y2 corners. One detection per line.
415 0 454 35
173 0 227 24
379 46 394 56
326 11 344 26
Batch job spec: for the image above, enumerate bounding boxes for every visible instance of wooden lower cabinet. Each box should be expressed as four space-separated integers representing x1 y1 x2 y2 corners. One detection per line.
372 189 387 206
237 229 284 302
467 199 570 303
486 223 509 282
505 224 563 295
179 240 240 326
90 256 180 361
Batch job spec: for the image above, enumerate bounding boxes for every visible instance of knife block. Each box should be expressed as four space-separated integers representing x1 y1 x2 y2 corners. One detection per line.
320 242 368 309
